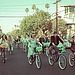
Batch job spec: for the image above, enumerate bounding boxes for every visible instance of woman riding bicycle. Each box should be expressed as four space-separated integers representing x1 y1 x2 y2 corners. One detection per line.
27 34 37 60
0 34 8 60
0 34 8 48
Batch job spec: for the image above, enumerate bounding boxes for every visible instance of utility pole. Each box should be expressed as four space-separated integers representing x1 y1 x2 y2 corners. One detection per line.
53 0 61 34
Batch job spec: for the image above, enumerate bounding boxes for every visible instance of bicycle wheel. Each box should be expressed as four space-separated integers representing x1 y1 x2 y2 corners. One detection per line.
48 46 58 65
25 46 27 53
46 48 49 56
28 58 33 65
58 54 67 70
69 53 75 67
35 55 41 69
2 49 6 63
48 55 54 66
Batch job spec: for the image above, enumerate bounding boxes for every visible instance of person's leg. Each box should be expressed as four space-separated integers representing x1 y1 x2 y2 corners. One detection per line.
0 47 2 55
8 45 10 52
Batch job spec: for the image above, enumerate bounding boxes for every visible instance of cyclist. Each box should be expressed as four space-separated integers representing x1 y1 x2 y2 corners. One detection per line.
27 33 37 61
39 33 49 54
22 35 28 52
16 36 22 48
0 34 8 48
7 35 14 52
70 35 75 60
50 31 64 59
50 31 63 46
0 34 8 61
39 34 44 54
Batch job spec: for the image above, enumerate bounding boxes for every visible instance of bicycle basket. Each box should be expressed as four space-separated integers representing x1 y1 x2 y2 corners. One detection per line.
36 46 42 52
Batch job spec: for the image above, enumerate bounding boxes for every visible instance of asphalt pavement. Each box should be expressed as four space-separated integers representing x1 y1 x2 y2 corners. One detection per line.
0 47 75 75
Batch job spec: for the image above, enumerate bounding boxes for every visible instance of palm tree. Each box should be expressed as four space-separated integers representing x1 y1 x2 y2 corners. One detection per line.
45 3 50 12
36 8 39 13
14 25 17 30
25 8 29 16
32 4 36 14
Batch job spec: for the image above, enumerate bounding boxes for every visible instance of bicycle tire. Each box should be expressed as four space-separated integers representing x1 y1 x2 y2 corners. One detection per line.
35 55 42 69
69 53 75 67
58 54 67 70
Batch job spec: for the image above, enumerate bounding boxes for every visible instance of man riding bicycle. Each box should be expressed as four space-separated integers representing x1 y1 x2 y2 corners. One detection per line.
50 31 64 59
50 31 63 46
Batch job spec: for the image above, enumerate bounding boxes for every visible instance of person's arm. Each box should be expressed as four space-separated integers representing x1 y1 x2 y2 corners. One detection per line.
0 38 2 44
58 36 63 44
50 36 54 46
36 42 42 46
51 36 54 42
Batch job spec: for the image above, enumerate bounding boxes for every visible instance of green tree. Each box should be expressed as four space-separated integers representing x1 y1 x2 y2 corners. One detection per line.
20 10 51 36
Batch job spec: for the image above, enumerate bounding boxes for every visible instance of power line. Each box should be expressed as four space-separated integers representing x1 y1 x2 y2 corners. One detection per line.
0 10 36 12
0 3 52 7
0 16 25 18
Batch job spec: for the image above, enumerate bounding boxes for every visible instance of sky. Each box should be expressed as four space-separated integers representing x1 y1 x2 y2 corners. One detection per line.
0 0 75 33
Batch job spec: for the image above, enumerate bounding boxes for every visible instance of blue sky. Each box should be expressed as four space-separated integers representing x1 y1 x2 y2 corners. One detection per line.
0 0 75 33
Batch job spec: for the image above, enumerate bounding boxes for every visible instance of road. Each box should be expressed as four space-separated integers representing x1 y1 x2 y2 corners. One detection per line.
0 47 75 75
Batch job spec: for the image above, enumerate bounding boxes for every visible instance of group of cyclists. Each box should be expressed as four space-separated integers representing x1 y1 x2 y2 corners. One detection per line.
0 31 75 69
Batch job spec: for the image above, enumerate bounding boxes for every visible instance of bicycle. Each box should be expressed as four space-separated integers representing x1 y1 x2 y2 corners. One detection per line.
69 52 75 67
48 43 67 70
28 46 42 69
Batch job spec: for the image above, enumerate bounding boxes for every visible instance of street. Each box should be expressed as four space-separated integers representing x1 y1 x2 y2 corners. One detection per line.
0 47 75 75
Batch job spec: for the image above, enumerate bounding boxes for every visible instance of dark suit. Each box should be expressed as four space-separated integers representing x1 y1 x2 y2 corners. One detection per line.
51 36 63 45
